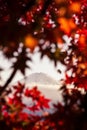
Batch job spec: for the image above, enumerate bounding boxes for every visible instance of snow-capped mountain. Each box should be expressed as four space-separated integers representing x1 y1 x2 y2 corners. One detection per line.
10 72 62 103
22 72 58 85
21 73 62 102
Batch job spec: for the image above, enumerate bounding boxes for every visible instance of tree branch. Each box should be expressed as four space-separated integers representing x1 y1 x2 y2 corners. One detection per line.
0 67 17 95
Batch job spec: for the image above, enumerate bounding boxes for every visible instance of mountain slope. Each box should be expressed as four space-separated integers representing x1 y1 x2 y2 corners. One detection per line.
24 72 58 85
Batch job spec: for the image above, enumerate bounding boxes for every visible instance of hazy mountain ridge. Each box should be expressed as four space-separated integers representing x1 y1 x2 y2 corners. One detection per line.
24 72 58 85
10 72 62 103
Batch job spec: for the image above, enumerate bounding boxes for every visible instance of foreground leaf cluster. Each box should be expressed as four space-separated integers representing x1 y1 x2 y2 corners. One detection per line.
0 0 87 129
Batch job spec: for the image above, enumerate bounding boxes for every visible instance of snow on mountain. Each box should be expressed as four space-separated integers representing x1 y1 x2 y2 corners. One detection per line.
21 73 62 103
23 72 58 85
10 72 62 103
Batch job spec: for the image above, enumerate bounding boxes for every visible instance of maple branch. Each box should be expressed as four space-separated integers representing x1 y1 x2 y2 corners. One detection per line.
0 67 17 95
0 47 31 95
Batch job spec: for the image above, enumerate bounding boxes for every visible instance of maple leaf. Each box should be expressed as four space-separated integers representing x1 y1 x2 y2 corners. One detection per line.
13 82 25 95
12 47 32 75
28 105 39 112
18 112 29 121
24 86 41 99
37 96 50 109
24 34 38 51
58 17 76 35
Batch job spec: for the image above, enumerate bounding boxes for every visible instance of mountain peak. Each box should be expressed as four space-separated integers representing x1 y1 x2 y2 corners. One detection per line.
24 72 58 85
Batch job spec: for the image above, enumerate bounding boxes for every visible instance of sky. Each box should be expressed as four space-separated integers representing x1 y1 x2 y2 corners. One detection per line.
0 35 71 86
0 50 65 85
26 51 65 80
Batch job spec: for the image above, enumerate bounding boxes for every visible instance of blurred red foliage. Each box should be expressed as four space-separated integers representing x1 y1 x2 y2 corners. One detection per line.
0 0 87 129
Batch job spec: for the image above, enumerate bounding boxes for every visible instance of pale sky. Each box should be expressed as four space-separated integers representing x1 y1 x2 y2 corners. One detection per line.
26 51 65 80
0 35 71 86
0 50 65 85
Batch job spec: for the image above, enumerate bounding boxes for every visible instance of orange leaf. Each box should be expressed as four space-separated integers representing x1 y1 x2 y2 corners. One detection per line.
58 18 76 34
70 2 81 13
24 35 38 51
78 34 86 50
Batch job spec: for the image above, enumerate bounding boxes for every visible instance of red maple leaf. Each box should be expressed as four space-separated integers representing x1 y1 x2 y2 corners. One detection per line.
28 104 39 112
24 86 41 99
37 96 50 109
